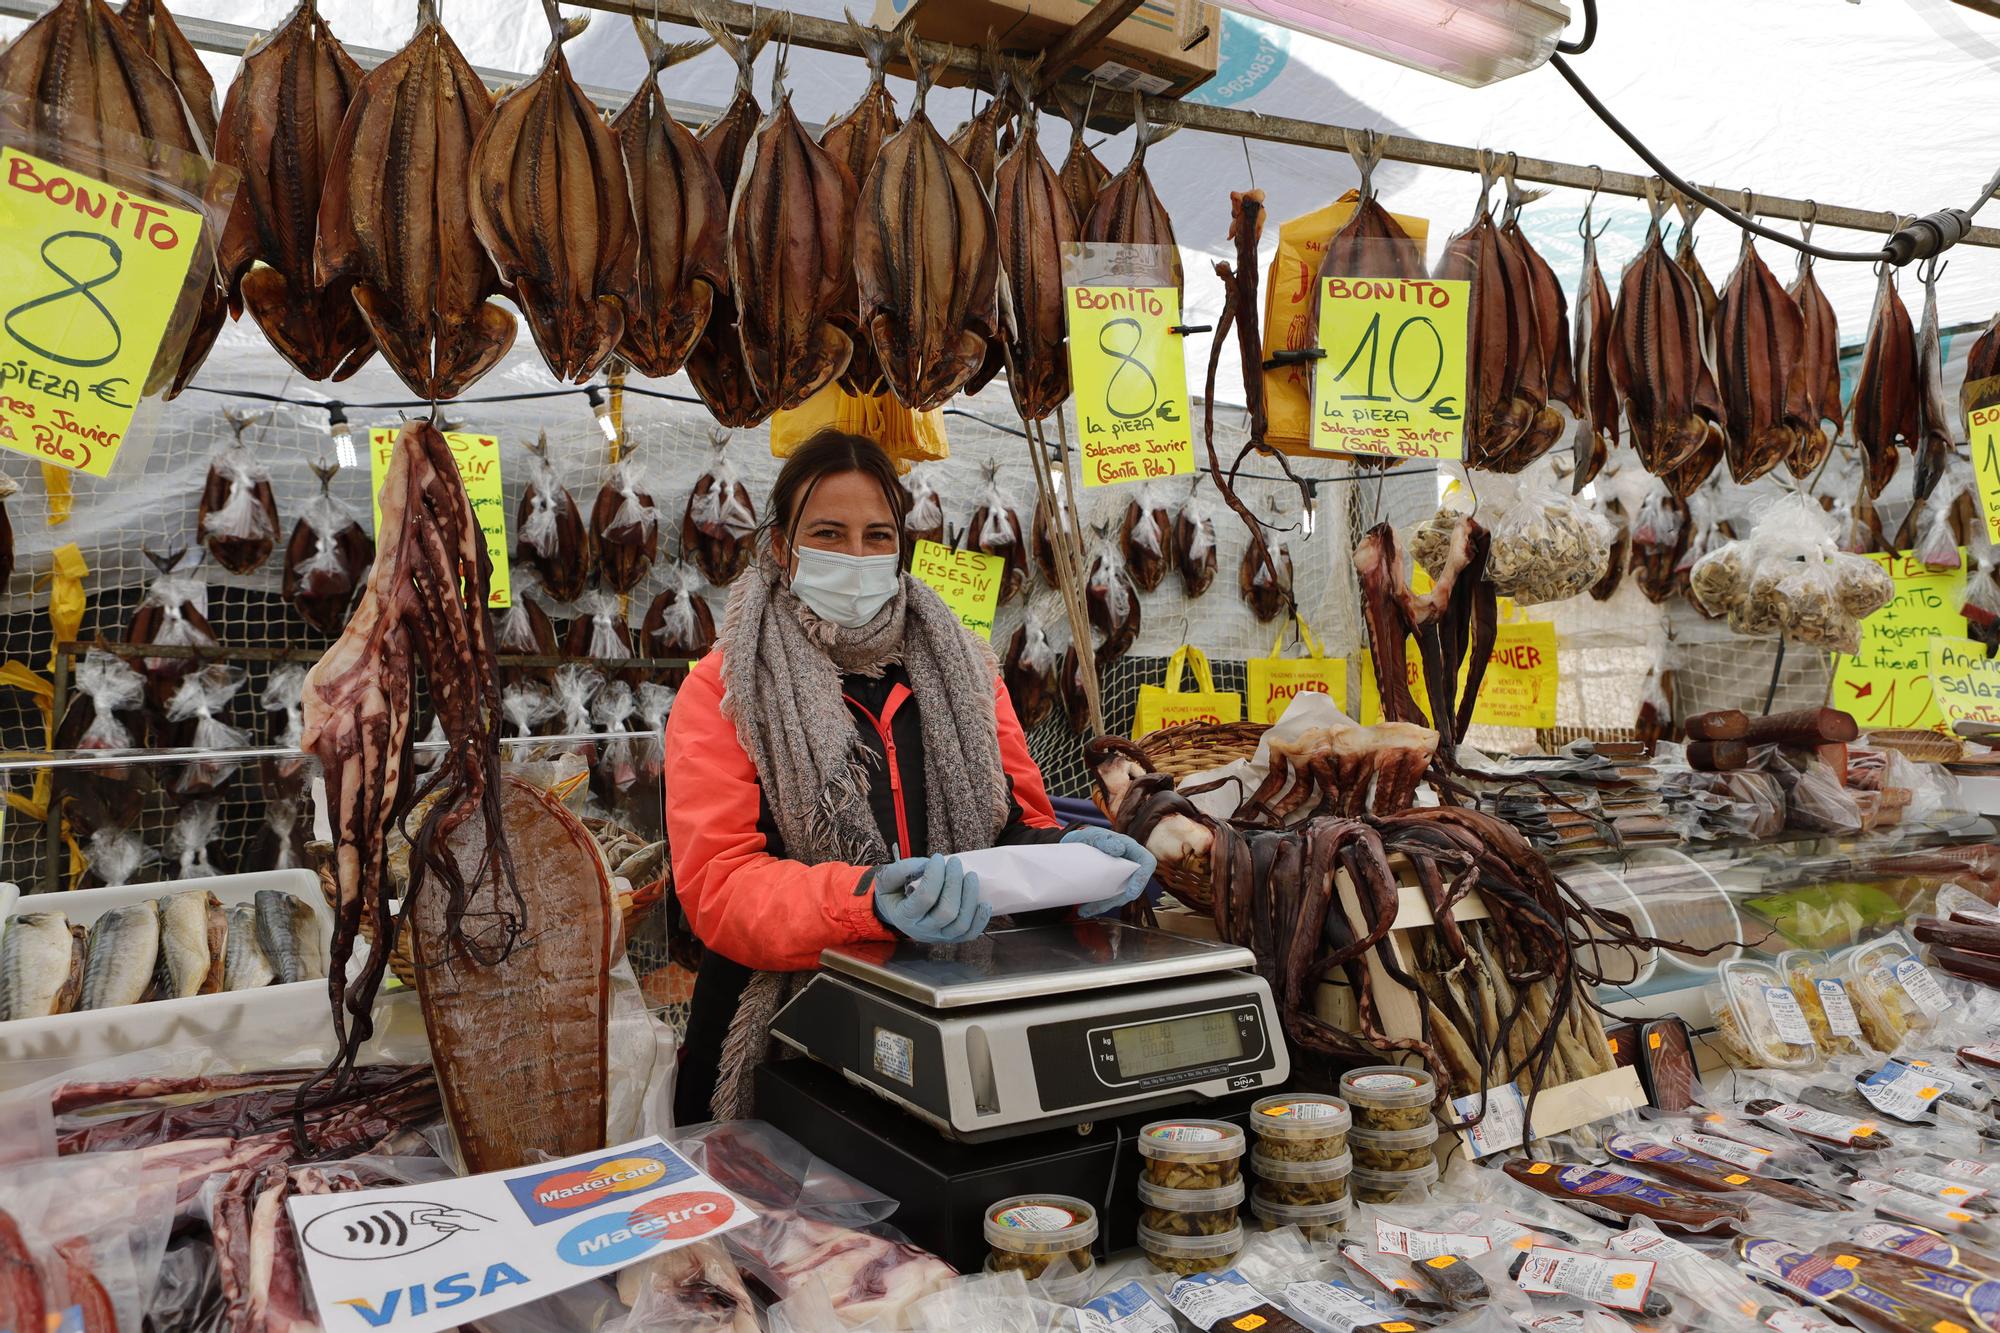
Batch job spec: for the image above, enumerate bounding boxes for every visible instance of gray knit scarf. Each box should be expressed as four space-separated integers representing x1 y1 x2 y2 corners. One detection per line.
704 551 1009 1119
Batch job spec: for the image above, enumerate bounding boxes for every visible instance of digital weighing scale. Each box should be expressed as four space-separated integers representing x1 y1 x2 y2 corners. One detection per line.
768 922 1290 1142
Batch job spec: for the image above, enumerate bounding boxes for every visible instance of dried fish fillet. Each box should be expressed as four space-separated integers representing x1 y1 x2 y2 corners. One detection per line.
820 17 901 397
1914 260 1957 503
1715 233 1807 485
1433 174 1536 468
1081 96 1182 303
213 0 374 382
855 50 997 412
1055 88 1111 231
1787 253 1841 478
994 100 1074 422
1570 209 1618 489
1607 191 1715 486
314 0 515 399
1851 265 1919 497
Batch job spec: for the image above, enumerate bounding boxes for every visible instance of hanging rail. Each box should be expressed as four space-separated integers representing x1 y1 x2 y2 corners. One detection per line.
0 731 656 774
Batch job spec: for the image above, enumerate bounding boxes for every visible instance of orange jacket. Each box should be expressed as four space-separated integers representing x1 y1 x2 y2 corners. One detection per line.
663 649 1059 971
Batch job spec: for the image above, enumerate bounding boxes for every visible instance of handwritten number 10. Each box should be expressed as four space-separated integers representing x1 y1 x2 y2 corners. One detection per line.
1333 312 1443 404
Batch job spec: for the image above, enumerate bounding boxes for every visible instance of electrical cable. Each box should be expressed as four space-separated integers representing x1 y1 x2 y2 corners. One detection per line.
1555 0 1597 55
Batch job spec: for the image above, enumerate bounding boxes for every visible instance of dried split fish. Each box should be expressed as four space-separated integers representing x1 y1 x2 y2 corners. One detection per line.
1500 185 1577 457
903 465 945 548
613 20 727 380
1850 264 1919 497
592 451 659 594
1914 259 1958 504
968 464 1027 603
1003 609 1060 732
947 44 1008 196
1433 164 1541 469
1086 530 1141 663
213 0 374 382
1120 483 1173 593
819 16 901 397
855 46 998 411
1570 197 1618 490
681 431 755 587
1715 227 1808 485
515 431 590 602
642 565 714 688
1787 241 1841 479
994 99 1074 422
1055 89 1110 234
283 461 373 635
471 1 636 384
1175 478 1217 599
197 410 280 575
1607 188 1720 491
315 0 515 399
1082 96 1182 303
1320 135 1425 284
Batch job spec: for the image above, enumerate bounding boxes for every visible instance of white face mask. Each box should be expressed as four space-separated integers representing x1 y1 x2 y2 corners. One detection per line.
788 546 901 628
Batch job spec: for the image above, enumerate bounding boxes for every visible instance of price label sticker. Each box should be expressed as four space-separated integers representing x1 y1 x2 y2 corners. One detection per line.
1817 978 1864 1039
1515 1246 1656 1313
1311 276 1468 460
370 427 510 608
0 148 205 476
1766 985 1815 1047
907 540 1004 640
1065 285 1194 487
1893 958 1950 1016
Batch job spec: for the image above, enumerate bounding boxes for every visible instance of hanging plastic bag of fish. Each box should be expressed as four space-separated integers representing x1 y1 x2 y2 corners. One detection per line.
260 664 308 790
594 450 662 594
1777 550 1860 654
502 682 558 739
642 565 715 689
636 681 676 783
516 431 590 602
1241 525 1294 624
567 590 639 686
591 681 640 799
1636 660 1673 745
1086 528 1141 662
282 461 374 634
59 649 146 755
1913 460 1969 572
1119 481 1174 593
1003 606 1061 731
1962 522 2000 648
903 463 946 549
1687 538 1750 619
1673 492 1731 612
971 465 1028 602
126 549 217 707
171 799 223 879
259 795 308 871
1175 477 1217 599
197 411 281 575
1424 475 1610 606
1589 492 1629 601
166 667 249 798
84 827 158 889
553 664 606 766
681 431 756 587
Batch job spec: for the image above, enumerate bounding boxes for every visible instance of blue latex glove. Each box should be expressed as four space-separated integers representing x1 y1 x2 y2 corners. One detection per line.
871 855 991 944
1062 826 1156 918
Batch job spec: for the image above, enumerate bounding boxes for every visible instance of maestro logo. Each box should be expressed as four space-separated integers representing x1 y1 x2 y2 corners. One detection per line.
504 1144 696 1225
556 1191 740 1268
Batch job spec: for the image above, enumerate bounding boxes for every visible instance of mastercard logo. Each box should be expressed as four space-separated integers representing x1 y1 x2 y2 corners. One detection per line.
532 1158 669 1211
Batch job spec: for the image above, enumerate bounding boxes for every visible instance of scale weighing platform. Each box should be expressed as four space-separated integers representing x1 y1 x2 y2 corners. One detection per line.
768 922 1290 1141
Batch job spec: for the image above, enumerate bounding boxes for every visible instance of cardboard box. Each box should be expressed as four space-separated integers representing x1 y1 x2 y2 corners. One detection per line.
873 0 1219 107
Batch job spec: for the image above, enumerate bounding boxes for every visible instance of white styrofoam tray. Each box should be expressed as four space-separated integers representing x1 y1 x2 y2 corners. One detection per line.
0 869 426 1090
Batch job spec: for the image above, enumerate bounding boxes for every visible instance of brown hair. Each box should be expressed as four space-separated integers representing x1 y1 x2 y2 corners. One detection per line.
768 429 909 555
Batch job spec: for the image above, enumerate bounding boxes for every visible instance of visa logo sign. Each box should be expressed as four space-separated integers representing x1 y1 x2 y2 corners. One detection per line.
335 1263 529 1327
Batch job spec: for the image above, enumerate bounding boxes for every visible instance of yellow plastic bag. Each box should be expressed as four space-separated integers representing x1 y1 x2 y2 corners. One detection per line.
770 382 948 470
1261 191 1430 455
1245 618 1347 723
1133 646 1242 739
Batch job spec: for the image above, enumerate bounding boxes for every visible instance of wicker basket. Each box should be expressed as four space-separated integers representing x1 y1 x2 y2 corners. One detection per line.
1113 721 1270 913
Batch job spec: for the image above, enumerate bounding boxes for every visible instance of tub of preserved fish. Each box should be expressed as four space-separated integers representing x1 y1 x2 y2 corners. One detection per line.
0 868 424 1089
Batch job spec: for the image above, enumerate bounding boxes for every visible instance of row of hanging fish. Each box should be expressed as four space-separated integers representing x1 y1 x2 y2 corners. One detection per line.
0 0 1179 415
0 887 325 1022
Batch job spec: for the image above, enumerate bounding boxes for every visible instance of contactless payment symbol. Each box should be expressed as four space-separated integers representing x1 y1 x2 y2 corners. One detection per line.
301 1200 491 1261
505 1144 696 1225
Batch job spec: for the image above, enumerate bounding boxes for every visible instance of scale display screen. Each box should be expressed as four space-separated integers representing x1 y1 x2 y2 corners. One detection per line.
1109 1009 1245 1078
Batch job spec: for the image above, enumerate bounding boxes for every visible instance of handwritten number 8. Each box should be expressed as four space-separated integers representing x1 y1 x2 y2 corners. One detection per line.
1098 316 1159 421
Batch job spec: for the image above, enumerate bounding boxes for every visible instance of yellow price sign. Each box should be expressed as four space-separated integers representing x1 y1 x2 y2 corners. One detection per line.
1360 623 1557 729
369 427 510 608
1311 276 1469 460
1065 285 1194 487
1927 634 2000 729
0 148 204 476
1830 551 1966 731
908 539 1002 640
1966 376 2000 544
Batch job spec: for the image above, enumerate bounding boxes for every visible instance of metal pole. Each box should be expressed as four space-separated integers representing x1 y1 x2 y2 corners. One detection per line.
0 730 658 775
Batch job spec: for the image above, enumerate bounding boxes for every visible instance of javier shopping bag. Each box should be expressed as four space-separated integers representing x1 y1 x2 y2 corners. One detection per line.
1133 646 1242 738
1245 618 1348 723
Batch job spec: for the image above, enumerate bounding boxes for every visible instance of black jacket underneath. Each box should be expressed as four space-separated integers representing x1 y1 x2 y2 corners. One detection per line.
673 663 1062 1125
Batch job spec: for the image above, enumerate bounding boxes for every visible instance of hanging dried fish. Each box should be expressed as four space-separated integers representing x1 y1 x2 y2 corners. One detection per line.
1714 224 1808 485
819 17 901 398
1500 184 1577 459
1570 195 1619 491
724 35 857 412
1003 608 1060 732
470 1 636 384
213 0 374 383
592 451 659 594
1060 642 1091 734
283 461 374 635
1675 201 1722 355
1241 531 1293 624
1913 258 1958 504
610 20 726 380
1174 477 1216 599
1086 529 1140 663
514 431 590 603
1590 496 1628 601
1119 483 1173 593
685 13 778 427
565 591 639 687
1850 263 1920 498
1433 161 1541 469
197 410 280 575
903 465 945 549
0 475 18 590
968 464 1027 603
1607 187 1719 488
1032 493 1062 587
994 99 1075 422
1054 88 1110 233
494 575 558 688
681 431 755 587
641 565 714 688
1082 96 1182 303
855 46 998 412
125 548 216 708
1787 231 1841 479
315 0 514 399
947 44 1008 196
1967 311 2000 389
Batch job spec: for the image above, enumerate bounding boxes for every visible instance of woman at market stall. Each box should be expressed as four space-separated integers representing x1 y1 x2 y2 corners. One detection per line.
664 429 1155 1124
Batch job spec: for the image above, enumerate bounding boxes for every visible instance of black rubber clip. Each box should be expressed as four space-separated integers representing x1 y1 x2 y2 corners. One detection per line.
1263 349 1325 369
1167 324 1213 336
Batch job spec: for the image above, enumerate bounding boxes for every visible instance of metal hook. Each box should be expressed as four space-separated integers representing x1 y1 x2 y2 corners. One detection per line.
1342 127 1382 200
1920 252 1948 285
1240 135 1257 193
